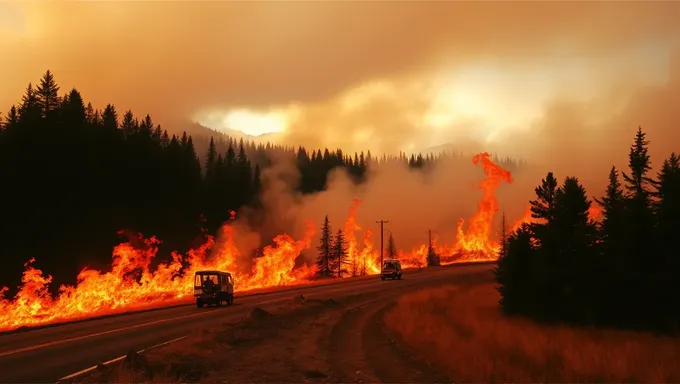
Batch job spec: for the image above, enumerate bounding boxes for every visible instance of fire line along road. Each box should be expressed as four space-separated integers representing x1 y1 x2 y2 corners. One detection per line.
0 263 493 383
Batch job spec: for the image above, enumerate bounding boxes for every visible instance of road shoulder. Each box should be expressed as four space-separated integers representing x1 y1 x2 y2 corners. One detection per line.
66 289 455 383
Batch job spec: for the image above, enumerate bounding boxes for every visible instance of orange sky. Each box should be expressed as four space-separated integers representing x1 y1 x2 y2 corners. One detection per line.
1 1 679 171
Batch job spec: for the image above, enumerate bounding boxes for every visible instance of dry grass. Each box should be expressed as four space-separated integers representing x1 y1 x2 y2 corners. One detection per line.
385 283 680 383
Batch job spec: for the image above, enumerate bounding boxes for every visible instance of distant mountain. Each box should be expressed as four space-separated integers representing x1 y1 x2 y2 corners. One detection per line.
161 120 281 144
420 139 487 157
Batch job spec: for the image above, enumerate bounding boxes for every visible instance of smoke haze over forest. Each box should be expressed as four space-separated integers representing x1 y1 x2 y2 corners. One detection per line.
1 1 679 255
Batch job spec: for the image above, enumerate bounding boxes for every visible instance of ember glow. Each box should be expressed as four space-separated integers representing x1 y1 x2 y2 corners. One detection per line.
0 153 528 332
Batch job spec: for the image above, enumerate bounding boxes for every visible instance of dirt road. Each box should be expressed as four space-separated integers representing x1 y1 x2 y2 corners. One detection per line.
68 264 493 383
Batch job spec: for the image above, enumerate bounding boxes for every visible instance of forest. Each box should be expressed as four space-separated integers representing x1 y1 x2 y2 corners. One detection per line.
496 127 680 332
0 70 521 293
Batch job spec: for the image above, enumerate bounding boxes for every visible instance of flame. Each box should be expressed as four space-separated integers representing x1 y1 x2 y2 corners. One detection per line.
511 204 539 232
0 152 525 332
588 204 602 221
444 153 513 263
0 218 316 332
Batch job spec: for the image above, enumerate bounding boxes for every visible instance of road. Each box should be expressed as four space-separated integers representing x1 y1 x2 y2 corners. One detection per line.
0 264 493 383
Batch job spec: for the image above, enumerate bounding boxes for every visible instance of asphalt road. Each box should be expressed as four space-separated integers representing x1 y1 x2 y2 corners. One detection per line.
0 264 493 383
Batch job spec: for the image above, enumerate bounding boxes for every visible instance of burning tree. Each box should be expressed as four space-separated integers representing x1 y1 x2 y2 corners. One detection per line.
316 215 333 277
332 229 349 278
497 212 509 258
427 231 440 267
386 233 398 259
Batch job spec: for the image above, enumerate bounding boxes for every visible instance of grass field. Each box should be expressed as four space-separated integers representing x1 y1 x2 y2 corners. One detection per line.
385 283 680 383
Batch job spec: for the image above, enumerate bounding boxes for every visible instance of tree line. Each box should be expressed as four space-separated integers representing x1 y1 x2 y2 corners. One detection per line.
315 215 410 279
0 70 524 294
495 127 680 333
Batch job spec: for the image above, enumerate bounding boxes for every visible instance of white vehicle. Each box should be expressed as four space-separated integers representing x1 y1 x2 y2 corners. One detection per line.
194 270 234 307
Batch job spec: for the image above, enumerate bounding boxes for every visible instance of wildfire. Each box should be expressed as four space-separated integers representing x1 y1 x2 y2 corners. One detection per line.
446 153 514 262
0 152 522 332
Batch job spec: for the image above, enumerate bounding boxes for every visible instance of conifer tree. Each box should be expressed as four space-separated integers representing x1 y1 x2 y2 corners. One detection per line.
496 225 535 315
19 83 41 124
36 70 61 118
552 176 599 321
101 104 118 131
4 105 18 130
427 232 440 267
595 166 626 246
529 172 559 226
205 137 218 180
653 153 680 325
120 110 136 138
333 228 349 278
62 89 86 129
386 232 398 259
619 127 657 325
316 216 333 277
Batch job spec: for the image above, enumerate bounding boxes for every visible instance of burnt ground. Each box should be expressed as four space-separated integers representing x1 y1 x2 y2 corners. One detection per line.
67 271 491 383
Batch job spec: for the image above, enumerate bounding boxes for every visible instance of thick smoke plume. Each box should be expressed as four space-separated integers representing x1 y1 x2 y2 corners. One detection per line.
237 153 551 265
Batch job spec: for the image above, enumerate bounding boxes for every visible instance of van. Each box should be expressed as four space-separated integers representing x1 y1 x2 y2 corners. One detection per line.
194 270 235 307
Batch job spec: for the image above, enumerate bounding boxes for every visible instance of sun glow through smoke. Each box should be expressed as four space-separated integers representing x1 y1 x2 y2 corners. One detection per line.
196 108 291 137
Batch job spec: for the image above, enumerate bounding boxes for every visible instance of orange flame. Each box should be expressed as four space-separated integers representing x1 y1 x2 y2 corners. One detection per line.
446 153 513 262
0 153 523 332
588 204 602 221
0 216 315 332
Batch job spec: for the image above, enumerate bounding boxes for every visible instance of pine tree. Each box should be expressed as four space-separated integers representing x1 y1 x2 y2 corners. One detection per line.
62 89 86 129
18 83 41 125
183 135 202 185
592 166 628 322
139 114 153 138
528 172 560 309
427 231 440 266
120 110 136 138
619 127 657 327
316 216 333 277
595 166 626 245
85 102 95 125
496 225 536 316
152 125 162 145
622 126 654 199
101 104 118 131
529 172 559 225
205 137 218 180
4 105 18 130
236 139 252 206
91 109 102 126
36 70 61 118
552 176 599 322
386 232 397 259
498 211 509 258
653 153 680 241
653 153 680 327
160 130 170 148
332 229 349 278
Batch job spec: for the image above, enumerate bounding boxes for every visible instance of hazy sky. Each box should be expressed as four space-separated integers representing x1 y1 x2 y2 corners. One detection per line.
1 1 679 166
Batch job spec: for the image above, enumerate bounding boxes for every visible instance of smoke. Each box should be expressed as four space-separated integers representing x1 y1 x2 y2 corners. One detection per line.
4 1 678 260
232 152 554 265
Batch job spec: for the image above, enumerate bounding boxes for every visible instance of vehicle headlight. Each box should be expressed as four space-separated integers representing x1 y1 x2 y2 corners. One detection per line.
194 289 202 295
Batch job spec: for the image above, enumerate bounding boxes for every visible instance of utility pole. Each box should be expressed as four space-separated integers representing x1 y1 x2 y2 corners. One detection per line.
428 229 432 267
376 220 389 267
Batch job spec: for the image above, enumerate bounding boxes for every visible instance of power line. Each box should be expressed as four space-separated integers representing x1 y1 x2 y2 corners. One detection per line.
376 220 390 268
